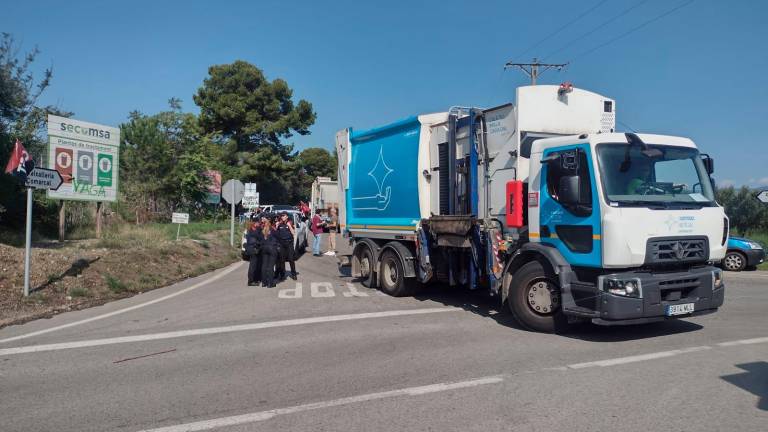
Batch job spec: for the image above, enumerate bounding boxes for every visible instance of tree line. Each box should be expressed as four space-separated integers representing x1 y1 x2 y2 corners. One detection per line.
0 34 336 235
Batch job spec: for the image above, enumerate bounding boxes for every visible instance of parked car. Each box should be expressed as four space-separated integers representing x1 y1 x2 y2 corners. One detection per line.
240 210 308 261
722 236 765 271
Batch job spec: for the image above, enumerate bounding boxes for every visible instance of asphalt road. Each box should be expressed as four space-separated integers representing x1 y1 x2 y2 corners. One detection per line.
1 239 766 432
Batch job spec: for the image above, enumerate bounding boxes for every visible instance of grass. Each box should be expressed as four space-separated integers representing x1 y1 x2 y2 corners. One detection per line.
93 222 231 250
69 287 90 298
105 275 128 293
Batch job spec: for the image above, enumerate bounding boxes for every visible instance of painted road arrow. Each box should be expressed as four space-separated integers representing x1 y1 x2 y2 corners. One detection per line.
757 190 768 204
25 167 63 191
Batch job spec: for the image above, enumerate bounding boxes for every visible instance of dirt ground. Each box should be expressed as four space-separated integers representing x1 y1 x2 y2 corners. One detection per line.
0 230 239 328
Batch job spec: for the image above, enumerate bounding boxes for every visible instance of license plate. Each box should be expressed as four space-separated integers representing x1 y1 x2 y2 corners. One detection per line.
666 303 695 316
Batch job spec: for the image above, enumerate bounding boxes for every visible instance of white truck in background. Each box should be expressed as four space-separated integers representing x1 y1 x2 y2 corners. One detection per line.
335 84 726 333
310 176 339 216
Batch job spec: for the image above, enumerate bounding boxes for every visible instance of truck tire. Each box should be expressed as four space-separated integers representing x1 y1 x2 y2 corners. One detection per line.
508 260 567 333
723 251 746 271
379 249 416 297
357 245 376 288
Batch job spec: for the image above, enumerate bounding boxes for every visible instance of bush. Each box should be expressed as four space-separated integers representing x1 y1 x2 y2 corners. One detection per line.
105 275 128 293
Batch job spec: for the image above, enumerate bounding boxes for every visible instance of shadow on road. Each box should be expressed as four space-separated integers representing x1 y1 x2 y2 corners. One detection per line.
373 280 705 340
721 362 768 411
562 319 703 342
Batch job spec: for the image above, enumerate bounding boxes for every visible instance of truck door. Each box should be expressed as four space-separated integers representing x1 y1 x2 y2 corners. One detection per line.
539 144 601 267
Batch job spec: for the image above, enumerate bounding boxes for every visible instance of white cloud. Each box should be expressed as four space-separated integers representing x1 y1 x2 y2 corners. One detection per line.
718 179 736 187
757 177 768 186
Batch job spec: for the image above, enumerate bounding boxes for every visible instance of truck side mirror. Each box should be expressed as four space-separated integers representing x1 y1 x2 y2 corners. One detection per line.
559 175 581 205
702 155 714 174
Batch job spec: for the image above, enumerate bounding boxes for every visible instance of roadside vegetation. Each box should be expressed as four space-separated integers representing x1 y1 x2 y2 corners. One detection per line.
0 222 240 328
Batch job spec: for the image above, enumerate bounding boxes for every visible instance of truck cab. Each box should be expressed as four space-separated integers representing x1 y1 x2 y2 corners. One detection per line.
517 132 726 330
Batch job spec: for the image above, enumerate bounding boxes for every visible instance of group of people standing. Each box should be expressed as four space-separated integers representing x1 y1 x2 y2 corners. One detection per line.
244 207 339 287
245 212 297 287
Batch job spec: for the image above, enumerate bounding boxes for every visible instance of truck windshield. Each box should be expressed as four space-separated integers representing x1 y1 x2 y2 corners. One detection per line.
596 143 716 207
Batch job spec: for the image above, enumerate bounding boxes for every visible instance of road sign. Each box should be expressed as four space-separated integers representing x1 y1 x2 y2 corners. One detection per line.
222 179 245 204
203 170 221 204
243 183 259 209
242 193 260 209
46 115 120 202
172 212 190 224
757 190 768 204
223 179 245 247
25 168 63 191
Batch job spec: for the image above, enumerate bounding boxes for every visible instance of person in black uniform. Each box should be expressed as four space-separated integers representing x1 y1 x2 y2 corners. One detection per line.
245 214 263 286
275 212 297 281
260 218 279 288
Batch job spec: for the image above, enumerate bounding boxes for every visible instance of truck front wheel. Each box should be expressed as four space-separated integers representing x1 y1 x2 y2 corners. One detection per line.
379 250 416 297
508 261 567 333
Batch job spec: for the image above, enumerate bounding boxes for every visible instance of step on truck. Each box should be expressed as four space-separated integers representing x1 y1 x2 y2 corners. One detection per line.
335 85 726 332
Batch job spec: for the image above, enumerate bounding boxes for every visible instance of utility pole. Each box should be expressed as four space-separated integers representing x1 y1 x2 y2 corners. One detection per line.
504 58 568 85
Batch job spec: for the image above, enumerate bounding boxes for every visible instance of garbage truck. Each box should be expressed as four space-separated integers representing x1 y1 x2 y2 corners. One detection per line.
335 84 726 332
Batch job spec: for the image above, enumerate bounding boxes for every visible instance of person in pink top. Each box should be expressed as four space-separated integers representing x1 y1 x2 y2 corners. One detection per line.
310 211 324 256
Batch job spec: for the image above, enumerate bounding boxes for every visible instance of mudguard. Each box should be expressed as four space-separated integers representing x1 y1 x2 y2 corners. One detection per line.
502 243 580 313
379 241 417 279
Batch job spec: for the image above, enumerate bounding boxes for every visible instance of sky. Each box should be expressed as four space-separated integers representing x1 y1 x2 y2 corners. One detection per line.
2 0 767 187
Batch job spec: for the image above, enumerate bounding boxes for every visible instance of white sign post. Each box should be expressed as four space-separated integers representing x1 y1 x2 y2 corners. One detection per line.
222 179 245 247
20 169 65 297
242 183 259 209
172 212 190 240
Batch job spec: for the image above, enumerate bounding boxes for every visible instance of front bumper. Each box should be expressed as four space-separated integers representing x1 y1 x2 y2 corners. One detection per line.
586 266 724 325
744 248 766 267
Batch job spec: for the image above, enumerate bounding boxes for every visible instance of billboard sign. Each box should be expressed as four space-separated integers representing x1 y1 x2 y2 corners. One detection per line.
47 115 120 202
203 170 221 204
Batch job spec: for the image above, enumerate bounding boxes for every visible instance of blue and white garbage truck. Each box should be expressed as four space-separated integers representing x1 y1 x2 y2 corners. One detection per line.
335 85 726 332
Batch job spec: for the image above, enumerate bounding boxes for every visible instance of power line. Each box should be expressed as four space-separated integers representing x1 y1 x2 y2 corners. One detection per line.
568 0 696 62
504 59 568 85
512 0 610 61
542 0 652 62
617 120 637 133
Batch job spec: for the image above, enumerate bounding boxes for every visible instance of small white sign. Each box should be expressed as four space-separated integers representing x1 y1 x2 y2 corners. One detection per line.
757 190 768 204
172 212 190 224
242 192 260 209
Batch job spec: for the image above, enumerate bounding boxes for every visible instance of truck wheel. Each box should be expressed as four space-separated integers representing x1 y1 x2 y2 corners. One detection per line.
508 261 567 333
723 251 746 271
379 249 415 297
357 246 376 288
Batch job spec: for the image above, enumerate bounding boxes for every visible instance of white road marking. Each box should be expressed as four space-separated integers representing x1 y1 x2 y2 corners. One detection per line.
310 282 335 297
567 346 712 369
136 375 504 432
0 262 245 345
278 282 302 298
342 283 370 297
0 308 459 357
717 336 768 347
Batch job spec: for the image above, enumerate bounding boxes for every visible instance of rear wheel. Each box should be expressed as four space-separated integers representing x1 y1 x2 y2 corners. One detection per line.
723 251 746 271
508 261 567 333
356 245 376 288
379 250 416 297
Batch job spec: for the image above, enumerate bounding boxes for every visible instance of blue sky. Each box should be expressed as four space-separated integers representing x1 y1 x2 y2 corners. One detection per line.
2 0 766 187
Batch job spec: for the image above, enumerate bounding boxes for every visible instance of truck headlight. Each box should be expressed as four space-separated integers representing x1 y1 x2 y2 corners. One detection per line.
601 276 642 298
713 269 724 289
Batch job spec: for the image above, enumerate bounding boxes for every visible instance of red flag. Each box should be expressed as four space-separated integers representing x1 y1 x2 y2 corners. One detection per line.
4 139 30 175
